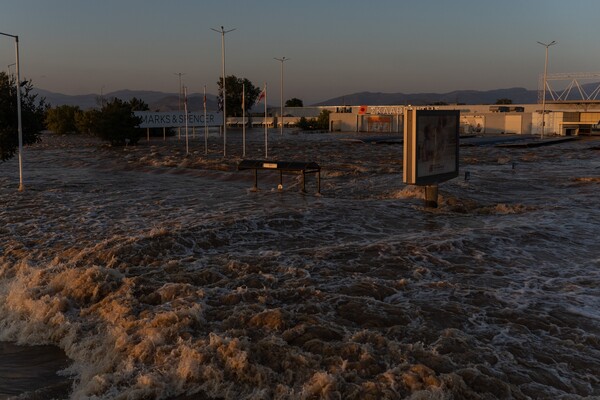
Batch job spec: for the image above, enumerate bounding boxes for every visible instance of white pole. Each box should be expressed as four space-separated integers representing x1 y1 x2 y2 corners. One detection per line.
175 72 184 140
184 86 189 155
221 31 226 156
264 83 268 159
204 85 208 155
242 83 246 157
537 40 556 139
15 36 23 191
211 26 235 157
1 32 23 191
280 60 283 135
274 57 289 135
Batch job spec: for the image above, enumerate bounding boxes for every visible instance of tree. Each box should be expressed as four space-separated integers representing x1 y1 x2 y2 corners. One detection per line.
297 110 331 131
297 117 315 130
285 98 303 107
0 72 47 161
217 75 260 116
495 98 513 105
75 109 99 135
316 109 331 130
129 97 149 111
45 105 81 134
90 98 142 146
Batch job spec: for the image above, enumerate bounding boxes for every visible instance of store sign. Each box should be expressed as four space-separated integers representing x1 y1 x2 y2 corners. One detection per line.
134 111 222 128
367 116 392 132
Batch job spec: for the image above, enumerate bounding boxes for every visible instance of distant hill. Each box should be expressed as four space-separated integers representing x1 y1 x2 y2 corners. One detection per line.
32 88 220 111
314 82 600 106
35 87 538 110
33 82 600 110
313 87 539 106
33 88 100 110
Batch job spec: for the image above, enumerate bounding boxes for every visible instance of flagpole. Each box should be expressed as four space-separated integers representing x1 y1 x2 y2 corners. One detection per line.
184 86 189 155
242 83 246 157
264 83 268 159
174 72 185 140
204 85 208 155
274 57 289 136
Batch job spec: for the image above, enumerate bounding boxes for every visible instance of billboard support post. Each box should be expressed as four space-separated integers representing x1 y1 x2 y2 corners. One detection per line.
403 108 460 208
425 185 439 208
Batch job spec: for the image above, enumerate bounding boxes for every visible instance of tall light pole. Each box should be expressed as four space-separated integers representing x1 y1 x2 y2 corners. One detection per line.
274 57 289 135
537 40 556 139
100 85 105 107
1 32 24 191
211 26 235 157
174 72 185 139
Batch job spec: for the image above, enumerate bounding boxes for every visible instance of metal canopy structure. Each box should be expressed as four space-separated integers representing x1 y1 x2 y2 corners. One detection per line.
539 72 600 103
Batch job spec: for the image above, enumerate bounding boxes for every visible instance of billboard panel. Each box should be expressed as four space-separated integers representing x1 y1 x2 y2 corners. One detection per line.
367 116 392 132
134 111 223 128
403 109 460 185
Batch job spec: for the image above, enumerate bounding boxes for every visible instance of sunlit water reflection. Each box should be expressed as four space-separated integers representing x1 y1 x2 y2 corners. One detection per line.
0 132 598 399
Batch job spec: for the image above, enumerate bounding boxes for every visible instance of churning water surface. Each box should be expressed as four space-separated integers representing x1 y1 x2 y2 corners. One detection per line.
0 131 599 399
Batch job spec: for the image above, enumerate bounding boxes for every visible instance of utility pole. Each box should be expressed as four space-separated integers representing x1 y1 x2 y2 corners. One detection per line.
1 32 23 191
537 40 556 139
274 57 289 135
211 26 235 157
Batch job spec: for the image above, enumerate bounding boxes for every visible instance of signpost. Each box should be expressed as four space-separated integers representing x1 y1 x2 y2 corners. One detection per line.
134 111 222 129
403 109 460 207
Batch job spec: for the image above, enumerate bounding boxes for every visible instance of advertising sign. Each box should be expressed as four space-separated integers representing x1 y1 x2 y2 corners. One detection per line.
403 109 460 185
134 111 223 128
367 115 392 132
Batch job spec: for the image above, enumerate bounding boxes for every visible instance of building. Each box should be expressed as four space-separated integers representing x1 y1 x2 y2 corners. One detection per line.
323 102 600 136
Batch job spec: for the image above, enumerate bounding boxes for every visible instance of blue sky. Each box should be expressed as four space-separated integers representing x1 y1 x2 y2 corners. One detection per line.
1 0 599 104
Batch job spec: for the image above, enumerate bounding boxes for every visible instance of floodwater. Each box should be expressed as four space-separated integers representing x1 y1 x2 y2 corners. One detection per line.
0 130 599 399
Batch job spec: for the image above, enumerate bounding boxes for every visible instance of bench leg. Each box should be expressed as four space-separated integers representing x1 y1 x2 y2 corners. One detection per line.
278 171 283 191
253 169 258 191
317 170 321 194
301 171 306 193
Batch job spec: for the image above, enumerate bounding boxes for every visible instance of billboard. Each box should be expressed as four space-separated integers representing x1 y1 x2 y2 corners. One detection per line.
367 116 392 132
403 109 460 185
134 111 223 128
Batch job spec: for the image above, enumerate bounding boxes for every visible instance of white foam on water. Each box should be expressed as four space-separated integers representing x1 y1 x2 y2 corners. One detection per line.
0 134 599 399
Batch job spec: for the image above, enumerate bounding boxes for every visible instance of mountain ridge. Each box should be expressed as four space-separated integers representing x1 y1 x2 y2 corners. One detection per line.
32 88 220 112
33 84 599 110
312 87 538 106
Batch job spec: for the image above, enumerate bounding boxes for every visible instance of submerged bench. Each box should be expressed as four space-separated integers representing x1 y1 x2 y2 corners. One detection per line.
238 159 321 194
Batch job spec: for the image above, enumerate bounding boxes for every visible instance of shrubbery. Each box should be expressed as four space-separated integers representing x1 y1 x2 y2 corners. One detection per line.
45 105 81 134
297 110 331 131
45 97 144 146
91 98 142 146
0 72 46 161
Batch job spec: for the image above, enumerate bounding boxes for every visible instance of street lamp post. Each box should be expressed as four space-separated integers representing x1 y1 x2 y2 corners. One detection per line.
100 85 105 107
1 32 24 191
211 26 235 157
537 40 556 139
274 57 289 135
